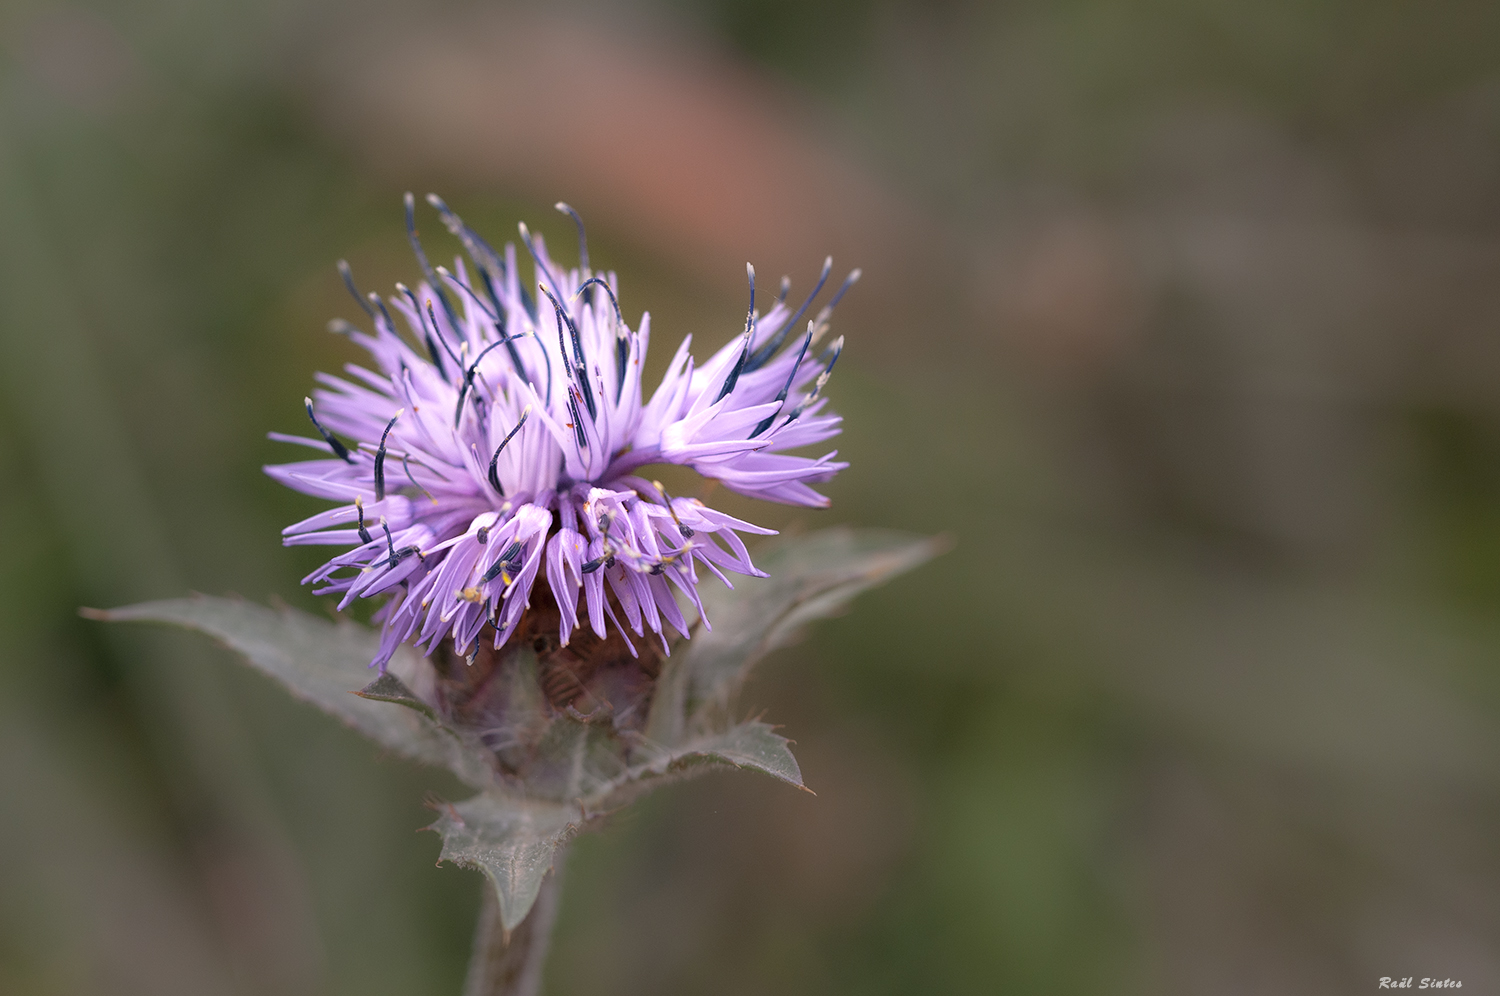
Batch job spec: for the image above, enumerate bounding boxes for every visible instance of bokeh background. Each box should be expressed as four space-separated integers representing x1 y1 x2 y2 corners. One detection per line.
4 0 1500 993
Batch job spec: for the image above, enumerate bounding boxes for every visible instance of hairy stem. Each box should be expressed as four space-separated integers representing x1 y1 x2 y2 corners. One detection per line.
461 856 565 996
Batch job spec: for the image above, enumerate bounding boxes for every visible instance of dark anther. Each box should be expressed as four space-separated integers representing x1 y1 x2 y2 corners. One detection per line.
517 221 568 315
454 337 521 428
540 284 596 419
824 267 862 313
424 299 465 374
751 325 814 438
652 480 695 537
714 263 756 404
476 525 489 544
566 392 588 450
355 496 372 544
404 192 465 339
648 563 665 576
373 410 401 501
396 284 449 380
338 260 376 317
304 397 354 463
487 407 532 495
381 519 398 568
746 256 832 372
575 276 633 401
581 557 603 575
480 545 521 584
786 335 844 426
436 265 498 321
555 202 590 274
574 277 624 327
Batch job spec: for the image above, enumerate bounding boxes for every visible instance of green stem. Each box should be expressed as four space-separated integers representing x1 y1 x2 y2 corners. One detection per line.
462 856 565 996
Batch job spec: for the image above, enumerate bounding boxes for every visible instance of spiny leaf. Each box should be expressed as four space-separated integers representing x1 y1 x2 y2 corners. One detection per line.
620 720 803 794
356 671 443 725
86 596 496 788
427 792 577 931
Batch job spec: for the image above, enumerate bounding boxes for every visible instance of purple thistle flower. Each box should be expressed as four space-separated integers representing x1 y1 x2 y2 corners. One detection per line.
267 196 856 668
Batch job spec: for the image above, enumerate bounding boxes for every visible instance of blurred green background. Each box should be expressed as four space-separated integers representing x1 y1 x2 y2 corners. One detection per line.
4 0 1500 992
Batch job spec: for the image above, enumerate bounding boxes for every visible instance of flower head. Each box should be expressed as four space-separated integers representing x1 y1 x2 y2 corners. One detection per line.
268 196 855 668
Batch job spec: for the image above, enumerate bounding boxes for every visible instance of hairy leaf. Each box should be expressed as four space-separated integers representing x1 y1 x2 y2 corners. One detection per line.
427 793 576 931
86 597 495 788
614 720 804 799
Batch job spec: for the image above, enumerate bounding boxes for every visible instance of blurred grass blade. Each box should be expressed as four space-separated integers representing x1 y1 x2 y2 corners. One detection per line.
85 597 496 788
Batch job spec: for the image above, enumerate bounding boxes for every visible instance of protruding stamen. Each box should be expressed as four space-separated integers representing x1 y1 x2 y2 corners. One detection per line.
424 299 465 374
653 480 695 538
581 557 603 575
486 406 531 495
480 542 522 585
714 264 756 404
454 334 529 428
380 518 397 567
574 277 625 329
404 192 464 338
355 496 372 544
366 292 409 348
826 268 861 310
376 518 424 571
304 397 354 463
746 256 831 371
373 410 402 501
327 319 358 336
555 202 590 274
517 221 568 311
435 265 498 321
402 453 436 504
426 194 533 383
576 276 631 402
809 269 861 344
777 275 791 304
750 323 814 437
338 260 376 318
566 390 588 450
396 283 449 380
785 334 844 426
539 283 596 420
